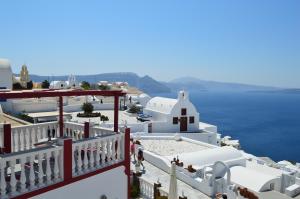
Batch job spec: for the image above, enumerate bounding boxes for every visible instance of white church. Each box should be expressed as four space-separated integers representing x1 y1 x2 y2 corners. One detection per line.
50 75 80 89
144 91 200 133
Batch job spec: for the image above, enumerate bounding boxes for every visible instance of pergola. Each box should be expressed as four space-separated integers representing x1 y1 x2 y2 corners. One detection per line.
0 89 126 135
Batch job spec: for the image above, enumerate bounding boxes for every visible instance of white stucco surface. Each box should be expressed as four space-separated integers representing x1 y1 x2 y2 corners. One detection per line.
0 59 13 89
33 166 127 199
140 139 211 156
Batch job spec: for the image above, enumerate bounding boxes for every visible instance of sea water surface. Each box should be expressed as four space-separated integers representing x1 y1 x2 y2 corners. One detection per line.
157 91 300 162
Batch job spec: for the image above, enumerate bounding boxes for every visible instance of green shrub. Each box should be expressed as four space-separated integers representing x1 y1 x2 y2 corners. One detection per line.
81 81 90 90
41 80 50 89
81 102 94 114
17 112 34 123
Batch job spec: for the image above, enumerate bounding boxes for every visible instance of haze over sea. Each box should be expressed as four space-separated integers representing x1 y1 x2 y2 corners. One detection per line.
159 91 300 163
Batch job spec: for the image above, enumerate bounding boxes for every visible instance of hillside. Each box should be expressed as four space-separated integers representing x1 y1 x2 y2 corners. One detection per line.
29 72 171 94
166 77 278 92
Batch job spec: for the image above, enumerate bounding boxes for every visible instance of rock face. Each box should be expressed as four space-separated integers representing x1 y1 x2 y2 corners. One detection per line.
29 72 171 94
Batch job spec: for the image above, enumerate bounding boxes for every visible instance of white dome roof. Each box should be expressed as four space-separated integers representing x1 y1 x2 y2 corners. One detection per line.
139 93 150 99
0 59 12 71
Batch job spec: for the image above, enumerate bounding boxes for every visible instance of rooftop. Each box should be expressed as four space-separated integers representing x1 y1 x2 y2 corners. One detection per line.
0 113 29 127
140 139 212 156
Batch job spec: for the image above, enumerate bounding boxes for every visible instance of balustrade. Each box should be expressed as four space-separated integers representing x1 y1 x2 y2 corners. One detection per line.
0 146 63 198
11 122 59 152
139 177 154 199
72 133 125 177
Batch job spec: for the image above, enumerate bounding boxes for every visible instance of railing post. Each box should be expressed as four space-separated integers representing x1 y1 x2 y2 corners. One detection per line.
84 122 90 138
114 95 119 133
59 96 64 137
62 138 73 182
124 128 131 199
3 123 11 153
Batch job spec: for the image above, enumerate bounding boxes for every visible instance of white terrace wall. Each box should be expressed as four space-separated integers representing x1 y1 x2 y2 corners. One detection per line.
9 99 57 113
64 102 113 112
32 166 127 199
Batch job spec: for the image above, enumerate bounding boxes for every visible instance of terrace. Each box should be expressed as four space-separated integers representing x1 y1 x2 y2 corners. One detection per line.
0 89 130 199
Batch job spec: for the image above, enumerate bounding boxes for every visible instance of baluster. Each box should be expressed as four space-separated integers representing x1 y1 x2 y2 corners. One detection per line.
101 140 106 165
29 155 36 190
31 128 36 148
37 127 41 143
12 130 16 152
10 159 17 194
26 128 31 149
106 138 111 164
20 129 24 151
83 144 88 171
38 153 44 187
19 157 26 193
46 152 52 184
53 150 60 181
89 142 95 169
72 146 76 176
95 141 100 168
77 145 82 174
112 137 116 161
0 161 6 196
42 127 46 140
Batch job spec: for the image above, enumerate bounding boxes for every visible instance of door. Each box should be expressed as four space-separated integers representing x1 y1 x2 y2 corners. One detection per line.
180 117 187 132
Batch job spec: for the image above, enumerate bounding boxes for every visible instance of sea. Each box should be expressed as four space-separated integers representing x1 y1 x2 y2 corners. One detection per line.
157 91 300 163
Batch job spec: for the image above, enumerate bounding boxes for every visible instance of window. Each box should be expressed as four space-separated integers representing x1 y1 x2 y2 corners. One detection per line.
173 117 178 124
181 108 187 115
189 116 194 124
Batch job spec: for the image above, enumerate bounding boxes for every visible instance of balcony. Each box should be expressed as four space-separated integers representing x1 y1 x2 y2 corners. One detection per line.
0 122 129 199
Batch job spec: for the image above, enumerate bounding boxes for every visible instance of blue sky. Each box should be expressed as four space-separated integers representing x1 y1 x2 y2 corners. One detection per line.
0 0 299 88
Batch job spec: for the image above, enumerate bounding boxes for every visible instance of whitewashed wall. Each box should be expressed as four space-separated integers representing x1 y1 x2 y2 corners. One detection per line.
33 166 127 199
10 99 57 113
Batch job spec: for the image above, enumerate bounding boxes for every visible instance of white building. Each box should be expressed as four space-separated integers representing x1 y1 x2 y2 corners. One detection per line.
144 91 199 133
50 81 68 89
0 59 13 90
50 75 80 89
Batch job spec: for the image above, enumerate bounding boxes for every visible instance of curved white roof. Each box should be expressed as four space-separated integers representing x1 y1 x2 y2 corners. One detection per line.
229 166 279 192
167 146 243 167
139 93 151 99
145 97 178 114
0 59 12 71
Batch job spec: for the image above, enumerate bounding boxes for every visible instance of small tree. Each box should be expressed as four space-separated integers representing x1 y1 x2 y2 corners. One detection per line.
81 102 94 115
42 80 50 89
13 82 23 90
98 85 110 90
100 115 109 122
81 81 90 90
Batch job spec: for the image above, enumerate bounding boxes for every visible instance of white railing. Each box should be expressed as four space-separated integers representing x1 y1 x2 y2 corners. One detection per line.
64 122 85 141
90 126 115 137
72 133 125 177
0 145 63 198
139 177 154 199
11 122 59 152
